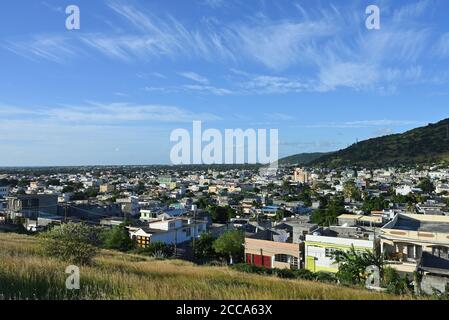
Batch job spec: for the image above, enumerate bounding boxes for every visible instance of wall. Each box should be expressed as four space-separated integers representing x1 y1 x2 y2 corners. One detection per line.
421 275 449 295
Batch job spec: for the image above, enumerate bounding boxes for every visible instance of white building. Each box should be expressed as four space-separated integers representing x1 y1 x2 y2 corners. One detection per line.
305 232 374 273
129 217 207 247
395 185 422 196
436 184 449 194
0 185 10 198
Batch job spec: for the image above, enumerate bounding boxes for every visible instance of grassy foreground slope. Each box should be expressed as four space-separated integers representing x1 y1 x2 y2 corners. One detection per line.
0 233 406 300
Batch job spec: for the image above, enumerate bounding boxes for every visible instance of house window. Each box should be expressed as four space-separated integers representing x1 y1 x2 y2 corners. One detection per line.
136 236 150 248
184 228 191 237
274 254 289 263
290 257 299 270
325 248 336 258
432 246 448 259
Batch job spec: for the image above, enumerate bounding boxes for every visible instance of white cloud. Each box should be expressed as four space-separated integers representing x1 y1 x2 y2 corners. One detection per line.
303 120 423 129
3 35 79 63
178 72 209 84
318 63 380 91
0 102 221 123
392 0 431 22
182 84 233 96
3 1 446 94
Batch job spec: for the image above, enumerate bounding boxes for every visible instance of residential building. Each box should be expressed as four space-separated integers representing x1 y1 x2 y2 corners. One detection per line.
6 194 58 219
99 183 115 193
305 228 375 273
417 252 449 295
337 214 384 228
0 185 10 198
245 230 303 270
293 168 309 184
380 213 449 273
129 217 207 248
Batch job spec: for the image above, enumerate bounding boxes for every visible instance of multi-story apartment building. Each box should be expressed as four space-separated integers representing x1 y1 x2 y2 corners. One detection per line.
380 214 449 273
293 168 309 184
128 217 207 248
6 194 58 219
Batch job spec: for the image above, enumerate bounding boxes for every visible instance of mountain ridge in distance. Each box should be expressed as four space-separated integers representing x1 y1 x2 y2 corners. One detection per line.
280 118 449 168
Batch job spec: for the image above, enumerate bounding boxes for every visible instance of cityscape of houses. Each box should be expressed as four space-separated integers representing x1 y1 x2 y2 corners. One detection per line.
2 164 449 295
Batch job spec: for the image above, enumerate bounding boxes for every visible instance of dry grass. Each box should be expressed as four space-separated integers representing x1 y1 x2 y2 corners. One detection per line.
0 232 413 300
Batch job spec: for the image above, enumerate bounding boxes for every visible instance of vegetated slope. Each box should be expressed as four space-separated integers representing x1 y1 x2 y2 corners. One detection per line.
311 118 449 167
279 152 331 166
0 233 403 300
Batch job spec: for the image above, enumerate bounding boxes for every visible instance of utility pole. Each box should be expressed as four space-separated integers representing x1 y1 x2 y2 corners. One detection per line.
64 203 68 223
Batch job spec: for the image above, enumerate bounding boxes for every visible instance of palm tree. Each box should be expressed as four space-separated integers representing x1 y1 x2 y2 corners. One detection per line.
333 245 385 285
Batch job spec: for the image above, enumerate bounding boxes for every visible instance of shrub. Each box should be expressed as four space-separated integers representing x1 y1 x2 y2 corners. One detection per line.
382 267 412 295
39 222 100 265
101 224 135 252
272 268 295 279
315 272 337 283
135 242 174 259
231 263 272 275
293 269 315 280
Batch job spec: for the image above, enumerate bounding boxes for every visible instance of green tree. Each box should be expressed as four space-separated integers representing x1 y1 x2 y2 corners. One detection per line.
101 223 135 252
343 180 361 201
39 222 100 265
311 196 346 226
193 232 216 260
213 230 244 264
333 246 385 286
418 178 435 194
209 205 235 223
362 196 389 213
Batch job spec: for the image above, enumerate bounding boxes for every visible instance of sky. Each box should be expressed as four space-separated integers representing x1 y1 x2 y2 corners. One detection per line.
0 0 449 166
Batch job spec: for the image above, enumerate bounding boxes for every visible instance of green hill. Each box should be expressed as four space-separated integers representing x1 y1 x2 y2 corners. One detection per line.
279 152 330 165
285 118 449 168
0 232 402 300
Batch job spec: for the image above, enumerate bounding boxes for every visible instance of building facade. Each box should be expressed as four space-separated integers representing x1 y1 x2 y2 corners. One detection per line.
245 237 302 269
305 234 374 273
380 214 449 273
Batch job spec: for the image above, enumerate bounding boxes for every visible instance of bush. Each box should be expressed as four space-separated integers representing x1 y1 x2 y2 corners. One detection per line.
382 267 412 295
231 263 272 275
134 242 174 259
272 268 296 279
315 272 337 283
39 222 100 265
293 269 315 280
101 224 135 252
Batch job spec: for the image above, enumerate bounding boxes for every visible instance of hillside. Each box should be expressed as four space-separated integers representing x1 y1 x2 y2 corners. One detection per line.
0 232 403 300
279 152 330 166
285 118 449 168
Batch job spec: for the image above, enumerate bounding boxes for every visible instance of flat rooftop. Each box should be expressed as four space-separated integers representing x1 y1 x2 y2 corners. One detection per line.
392 215 449 233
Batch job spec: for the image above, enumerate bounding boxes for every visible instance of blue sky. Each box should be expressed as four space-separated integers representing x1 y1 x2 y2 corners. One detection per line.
0 0 449 166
